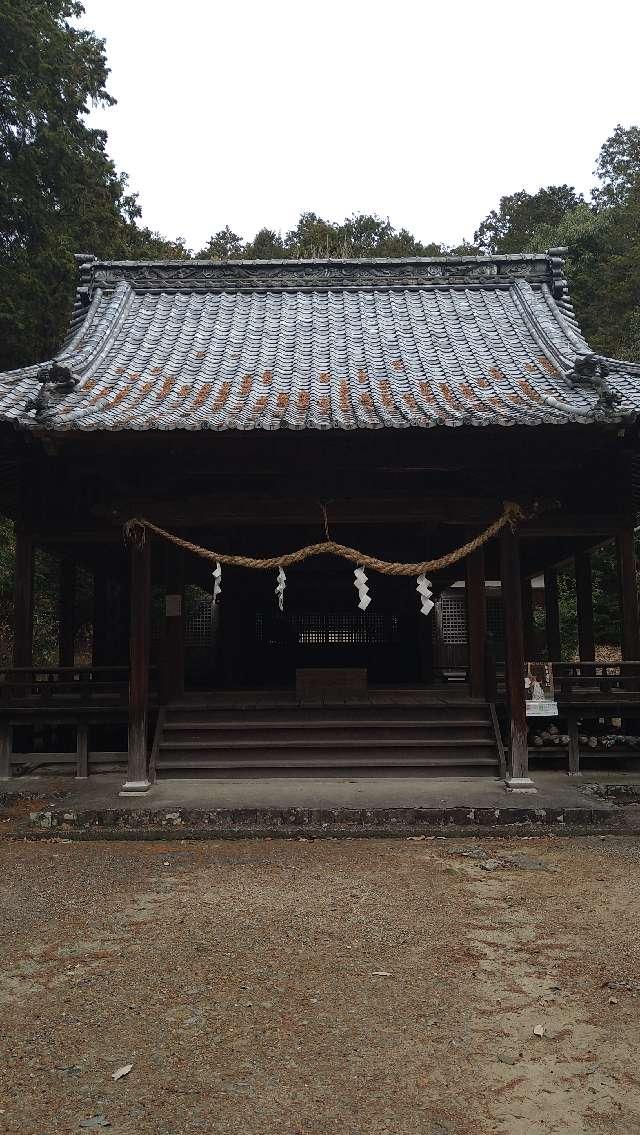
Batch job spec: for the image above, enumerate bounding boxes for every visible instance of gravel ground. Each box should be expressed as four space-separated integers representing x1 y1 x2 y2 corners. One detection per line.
1 834 640 1134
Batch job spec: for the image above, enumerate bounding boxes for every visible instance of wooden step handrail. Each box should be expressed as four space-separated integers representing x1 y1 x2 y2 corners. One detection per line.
148 706 166 785
489 703 507 778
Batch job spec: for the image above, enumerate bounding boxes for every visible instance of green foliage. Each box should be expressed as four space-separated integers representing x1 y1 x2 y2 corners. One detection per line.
555 546 622 659
197 212 443 262
284 212 441 259
244 227 287 259
472 126 640 363
593 124 640 210
196 227 244 259
474 186 584 254
0 0 187 370
33 549 59 665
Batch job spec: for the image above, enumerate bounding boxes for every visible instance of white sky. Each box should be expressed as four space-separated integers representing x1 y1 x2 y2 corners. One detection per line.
79 0 640 253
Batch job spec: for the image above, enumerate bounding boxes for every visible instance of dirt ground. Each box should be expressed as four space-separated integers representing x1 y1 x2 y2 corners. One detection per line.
1 834 640 1134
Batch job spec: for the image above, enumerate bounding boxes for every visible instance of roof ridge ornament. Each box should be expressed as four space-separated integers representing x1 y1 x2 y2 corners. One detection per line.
546 247 569 300
565 351 622 412
24 362 79 419
74 253 97 307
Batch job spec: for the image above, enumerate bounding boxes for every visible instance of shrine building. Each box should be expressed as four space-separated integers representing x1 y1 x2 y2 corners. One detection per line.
1 250 639 792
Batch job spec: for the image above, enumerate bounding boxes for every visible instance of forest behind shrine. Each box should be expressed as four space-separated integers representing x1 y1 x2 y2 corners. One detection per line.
1 1 639 664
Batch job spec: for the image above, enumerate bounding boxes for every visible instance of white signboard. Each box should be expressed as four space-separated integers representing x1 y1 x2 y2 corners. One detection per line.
526 699 558 717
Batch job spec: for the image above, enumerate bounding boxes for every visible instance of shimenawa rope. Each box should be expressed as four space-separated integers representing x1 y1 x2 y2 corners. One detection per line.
124 501 528 577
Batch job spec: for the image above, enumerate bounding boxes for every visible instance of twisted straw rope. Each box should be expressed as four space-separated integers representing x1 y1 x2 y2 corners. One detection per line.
124 502 527 577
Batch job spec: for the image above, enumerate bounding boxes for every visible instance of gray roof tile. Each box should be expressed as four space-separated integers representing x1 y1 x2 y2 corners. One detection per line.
1 252 638 432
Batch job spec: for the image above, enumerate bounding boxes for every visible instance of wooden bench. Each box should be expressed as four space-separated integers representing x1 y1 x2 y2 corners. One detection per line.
295 668 367 700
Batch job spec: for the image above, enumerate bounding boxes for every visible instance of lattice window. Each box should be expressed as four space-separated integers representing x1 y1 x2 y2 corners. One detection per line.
439 596 468 645
185 586 217 646
256 612 401 647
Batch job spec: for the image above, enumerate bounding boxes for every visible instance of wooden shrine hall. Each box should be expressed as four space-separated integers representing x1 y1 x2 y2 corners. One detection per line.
1 250 640 793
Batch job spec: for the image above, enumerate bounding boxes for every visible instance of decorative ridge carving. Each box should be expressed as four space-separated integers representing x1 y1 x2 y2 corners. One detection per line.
87 253 554 295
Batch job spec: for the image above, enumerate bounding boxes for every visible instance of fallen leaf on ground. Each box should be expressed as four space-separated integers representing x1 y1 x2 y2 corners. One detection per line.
111 1064 133 1081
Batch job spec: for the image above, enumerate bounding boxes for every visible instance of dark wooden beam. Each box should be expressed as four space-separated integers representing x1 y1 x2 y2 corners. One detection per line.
521 514 631 536
575 552 595 662
13 527 33 668
500 527 531 785
58 557 75 667
94 495 504 529
466 547 486 698
544 568 562 662
123 535 151 793
617 527 640 660
37 531 122 544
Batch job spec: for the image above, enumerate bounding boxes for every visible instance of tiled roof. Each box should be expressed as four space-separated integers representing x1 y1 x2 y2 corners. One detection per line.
2 251 639 432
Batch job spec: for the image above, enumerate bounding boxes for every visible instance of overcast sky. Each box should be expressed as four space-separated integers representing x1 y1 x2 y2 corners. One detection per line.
79 0 640 253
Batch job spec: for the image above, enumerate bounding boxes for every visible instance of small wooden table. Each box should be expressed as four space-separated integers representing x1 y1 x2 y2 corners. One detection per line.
296 667 367 699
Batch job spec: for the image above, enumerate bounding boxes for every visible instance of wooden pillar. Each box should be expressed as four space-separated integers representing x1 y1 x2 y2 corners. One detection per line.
521 577 536 661
123 535 151 793
162 545 184 701
617 528 640 660
568 711 580 777
58 558 75 667
466 547 486 698
544 568 561 661
500 526 533 787
575 552 595 662
13 527 34 668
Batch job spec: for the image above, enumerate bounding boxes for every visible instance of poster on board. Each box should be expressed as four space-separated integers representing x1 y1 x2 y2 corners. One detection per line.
525 661 558 717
